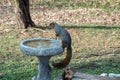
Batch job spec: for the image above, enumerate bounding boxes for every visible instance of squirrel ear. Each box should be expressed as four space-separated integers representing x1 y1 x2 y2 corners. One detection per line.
64 67 70 71
64 67 76 74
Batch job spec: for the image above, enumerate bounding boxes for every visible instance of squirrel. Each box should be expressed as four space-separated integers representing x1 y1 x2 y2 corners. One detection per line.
49 22 72 69
62 67 76 80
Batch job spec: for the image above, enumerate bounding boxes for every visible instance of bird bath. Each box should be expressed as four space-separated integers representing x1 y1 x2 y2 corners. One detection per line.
20 38 63 80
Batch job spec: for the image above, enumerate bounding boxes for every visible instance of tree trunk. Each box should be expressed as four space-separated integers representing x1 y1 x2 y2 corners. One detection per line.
14 0 35 29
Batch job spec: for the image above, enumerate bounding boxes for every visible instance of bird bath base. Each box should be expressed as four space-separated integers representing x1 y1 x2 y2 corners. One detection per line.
20 38 63 80
32 56 52 80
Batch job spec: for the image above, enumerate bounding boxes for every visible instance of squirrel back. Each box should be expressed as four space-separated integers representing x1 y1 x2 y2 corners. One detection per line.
49 22 72 69
53 23 71 46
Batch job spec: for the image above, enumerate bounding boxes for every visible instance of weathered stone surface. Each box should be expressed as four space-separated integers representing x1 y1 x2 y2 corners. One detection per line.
57 72 120 80
20 38 63 80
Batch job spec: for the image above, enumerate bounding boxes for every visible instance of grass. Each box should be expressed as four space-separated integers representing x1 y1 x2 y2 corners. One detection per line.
32 0 120 12
0 25 120 80
0 0 120 79
1 0 120 12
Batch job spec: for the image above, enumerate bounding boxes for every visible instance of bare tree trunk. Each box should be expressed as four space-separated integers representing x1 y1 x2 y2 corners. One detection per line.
15 0 35 29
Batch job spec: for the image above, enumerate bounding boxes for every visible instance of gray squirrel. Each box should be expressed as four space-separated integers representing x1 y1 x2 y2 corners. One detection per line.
49 22 72 69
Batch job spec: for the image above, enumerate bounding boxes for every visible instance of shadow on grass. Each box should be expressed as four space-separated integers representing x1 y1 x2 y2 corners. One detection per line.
71 50 120 74
1 52 120 80
1 70 36 80
31 24 120 30
0 63 37 80
63 25 120 29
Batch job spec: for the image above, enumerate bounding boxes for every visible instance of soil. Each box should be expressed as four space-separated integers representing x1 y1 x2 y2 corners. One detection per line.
0 5 120 27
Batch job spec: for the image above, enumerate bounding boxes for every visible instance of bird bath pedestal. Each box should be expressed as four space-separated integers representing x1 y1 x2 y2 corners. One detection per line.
20 38 63 80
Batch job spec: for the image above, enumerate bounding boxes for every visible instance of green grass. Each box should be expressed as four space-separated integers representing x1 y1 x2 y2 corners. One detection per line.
0 25 120 80
0 0 120 79
32 0 120 11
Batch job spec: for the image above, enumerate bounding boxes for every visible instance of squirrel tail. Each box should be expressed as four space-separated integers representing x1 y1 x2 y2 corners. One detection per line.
52 46 72 69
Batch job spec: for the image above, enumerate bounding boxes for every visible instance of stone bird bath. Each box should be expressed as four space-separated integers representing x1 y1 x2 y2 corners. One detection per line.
20 38 63 80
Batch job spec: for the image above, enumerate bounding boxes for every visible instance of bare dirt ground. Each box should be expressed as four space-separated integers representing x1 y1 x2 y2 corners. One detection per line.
0 5 120 27
31 7 120 26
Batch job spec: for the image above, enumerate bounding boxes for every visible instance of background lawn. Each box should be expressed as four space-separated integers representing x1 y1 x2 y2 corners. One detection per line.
0 0 120 80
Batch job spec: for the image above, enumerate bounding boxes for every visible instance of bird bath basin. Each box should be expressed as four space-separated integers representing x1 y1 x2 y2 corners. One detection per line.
20 38 63 80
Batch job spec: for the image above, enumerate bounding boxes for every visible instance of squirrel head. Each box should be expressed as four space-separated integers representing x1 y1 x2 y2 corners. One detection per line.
63 67 76 80
49 22 56 28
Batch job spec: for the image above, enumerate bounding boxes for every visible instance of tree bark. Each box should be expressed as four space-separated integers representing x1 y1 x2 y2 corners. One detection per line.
15 0 35 29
